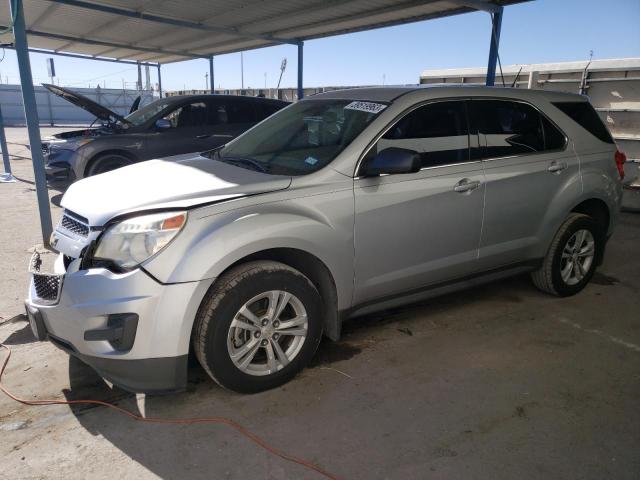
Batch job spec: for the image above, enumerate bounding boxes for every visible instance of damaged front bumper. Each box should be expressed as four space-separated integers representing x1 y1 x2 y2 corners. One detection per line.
25 245 213 393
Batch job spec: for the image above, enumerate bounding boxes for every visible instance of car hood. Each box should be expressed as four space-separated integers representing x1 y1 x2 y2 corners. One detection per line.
61 153 292 226
43 83 126 123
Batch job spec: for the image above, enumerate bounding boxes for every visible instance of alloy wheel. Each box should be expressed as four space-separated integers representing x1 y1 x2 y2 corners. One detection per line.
560 229 595 285
226 290 308 376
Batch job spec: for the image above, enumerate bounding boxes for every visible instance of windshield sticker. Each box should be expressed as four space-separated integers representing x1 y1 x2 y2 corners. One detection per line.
344 101 387 114
305 156 319 166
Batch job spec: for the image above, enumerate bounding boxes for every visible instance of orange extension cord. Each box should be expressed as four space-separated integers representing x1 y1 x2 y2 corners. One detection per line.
0 343 341 480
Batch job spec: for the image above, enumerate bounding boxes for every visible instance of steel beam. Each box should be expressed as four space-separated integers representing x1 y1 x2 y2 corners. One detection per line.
157 64 163 98
448 0 501 13
297 42 304 100
11 0 53 246
0 104 12 177
209 56 215 94
0 24 207 60
3 46 158 66
46 0 300 46
485 7 503 87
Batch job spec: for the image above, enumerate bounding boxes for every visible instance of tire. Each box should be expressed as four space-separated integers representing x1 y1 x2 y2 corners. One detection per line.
531 213 603 297
85 153 132 177
192 260 323 393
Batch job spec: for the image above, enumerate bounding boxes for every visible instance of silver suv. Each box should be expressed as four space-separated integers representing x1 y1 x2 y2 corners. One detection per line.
26 87 624 393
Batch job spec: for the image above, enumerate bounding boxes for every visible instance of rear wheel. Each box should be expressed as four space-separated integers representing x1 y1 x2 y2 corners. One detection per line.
531 213 602 296
192 261 323 393
85 153 132 177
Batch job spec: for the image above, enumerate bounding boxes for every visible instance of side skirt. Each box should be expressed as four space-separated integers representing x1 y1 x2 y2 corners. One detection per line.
344 260 541 320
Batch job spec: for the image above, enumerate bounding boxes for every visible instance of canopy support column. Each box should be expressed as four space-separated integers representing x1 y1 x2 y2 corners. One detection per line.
297 42 304 100
209 56 214 94
0 104 14 181
11 0 53 245
485 6 503 87
157 64 163 98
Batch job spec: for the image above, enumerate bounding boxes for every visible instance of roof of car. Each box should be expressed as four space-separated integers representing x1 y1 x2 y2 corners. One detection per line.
307 85 586 103
163 94 289 104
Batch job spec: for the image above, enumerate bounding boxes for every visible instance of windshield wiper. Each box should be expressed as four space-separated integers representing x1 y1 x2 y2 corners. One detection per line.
219 155 268 173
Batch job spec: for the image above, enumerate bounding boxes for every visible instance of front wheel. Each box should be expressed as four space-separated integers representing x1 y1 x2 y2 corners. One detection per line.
531 213 602 296
85 153 132 177
192 261 323 393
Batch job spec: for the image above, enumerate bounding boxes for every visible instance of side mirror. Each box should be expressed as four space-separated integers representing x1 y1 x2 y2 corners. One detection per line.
361 147 421 176
155 118 172 131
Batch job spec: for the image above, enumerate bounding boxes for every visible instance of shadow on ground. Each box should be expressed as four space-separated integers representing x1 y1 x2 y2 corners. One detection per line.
58 275 542 479
1 323 36 346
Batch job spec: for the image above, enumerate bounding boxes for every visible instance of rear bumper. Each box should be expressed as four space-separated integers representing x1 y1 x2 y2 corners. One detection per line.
26 255 214 393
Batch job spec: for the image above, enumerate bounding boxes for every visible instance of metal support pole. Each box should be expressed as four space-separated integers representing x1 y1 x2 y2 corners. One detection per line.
157 64 163 98
297 42 304 100
240 52 244 90
0 103 14 180
11 0 53 245
137 61 142 90
485 7 503 87
209 56 214 94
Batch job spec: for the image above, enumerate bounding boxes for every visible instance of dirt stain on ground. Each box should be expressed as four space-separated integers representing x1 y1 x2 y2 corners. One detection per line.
310 340 362 367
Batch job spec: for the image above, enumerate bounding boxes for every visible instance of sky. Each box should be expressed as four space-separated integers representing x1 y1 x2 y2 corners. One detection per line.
0 0 638 91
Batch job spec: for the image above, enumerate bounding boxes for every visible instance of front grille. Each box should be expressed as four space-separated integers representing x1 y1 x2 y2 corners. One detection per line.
61 214 89 237
33 273 61 301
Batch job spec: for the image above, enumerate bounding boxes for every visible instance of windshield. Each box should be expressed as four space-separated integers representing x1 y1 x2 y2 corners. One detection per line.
123 98 175 126
215 99 387 175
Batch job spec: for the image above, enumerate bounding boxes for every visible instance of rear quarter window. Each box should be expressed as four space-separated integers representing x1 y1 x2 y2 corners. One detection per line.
553 101 614 144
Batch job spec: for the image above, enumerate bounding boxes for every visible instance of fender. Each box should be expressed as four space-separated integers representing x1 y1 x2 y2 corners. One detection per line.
143 192 355 312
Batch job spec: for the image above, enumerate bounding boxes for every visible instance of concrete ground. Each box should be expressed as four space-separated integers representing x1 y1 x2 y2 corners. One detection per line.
0 127 639 479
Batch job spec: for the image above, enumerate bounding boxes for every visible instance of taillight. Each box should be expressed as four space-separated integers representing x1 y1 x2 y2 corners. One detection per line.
615 149 626 180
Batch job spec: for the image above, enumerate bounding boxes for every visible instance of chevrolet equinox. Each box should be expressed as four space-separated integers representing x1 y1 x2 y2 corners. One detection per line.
26 87 625 393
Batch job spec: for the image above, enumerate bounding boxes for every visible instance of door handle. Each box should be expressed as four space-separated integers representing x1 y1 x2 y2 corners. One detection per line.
454 179 481 193
548 161 568 173
195 134 212 139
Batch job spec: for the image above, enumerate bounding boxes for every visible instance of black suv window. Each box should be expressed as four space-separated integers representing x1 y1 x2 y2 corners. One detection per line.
553 101 613 144
375 101 470 168
470 99 565 158
206 101 228 125
257 102 283 120
163 102 207 128
226 100 257 124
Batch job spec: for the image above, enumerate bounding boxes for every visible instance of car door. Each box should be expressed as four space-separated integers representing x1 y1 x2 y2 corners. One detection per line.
468 98 574 269
353 100 486 305
144 100 213 158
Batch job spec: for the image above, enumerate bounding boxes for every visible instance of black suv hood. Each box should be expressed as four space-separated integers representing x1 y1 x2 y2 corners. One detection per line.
43 84 127 123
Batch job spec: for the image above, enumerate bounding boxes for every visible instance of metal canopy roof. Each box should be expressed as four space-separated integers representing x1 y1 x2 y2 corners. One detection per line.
0 0 528 64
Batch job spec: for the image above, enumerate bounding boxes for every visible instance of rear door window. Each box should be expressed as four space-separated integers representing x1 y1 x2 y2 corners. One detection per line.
470 99 565 158
553 101 613 144
375 100 470 168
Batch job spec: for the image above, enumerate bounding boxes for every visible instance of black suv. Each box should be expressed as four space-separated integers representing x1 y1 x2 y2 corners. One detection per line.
42 84 288 180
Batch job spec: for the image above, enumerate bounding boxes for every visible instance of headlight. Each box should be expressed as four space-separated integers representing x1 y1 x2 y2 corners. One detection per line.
75 137 95 147
93 211 186 269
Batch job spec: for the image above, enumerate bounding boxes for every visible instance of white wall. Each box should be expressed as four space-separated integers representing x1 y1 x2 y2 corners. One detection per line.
0 85 154 126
